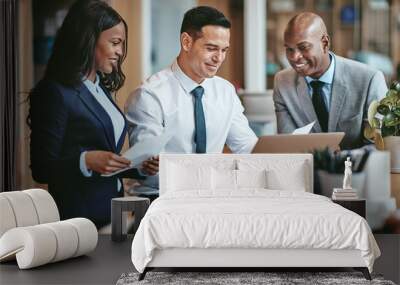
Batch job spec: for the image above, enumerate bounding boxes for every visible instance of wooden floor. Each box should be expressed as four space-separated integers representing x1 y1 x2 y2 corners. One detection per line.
0 234 398 285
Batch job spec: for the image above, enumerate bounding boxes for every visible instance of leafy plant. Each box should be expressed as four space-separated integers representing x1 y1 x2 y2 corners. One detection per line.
366 81 400 139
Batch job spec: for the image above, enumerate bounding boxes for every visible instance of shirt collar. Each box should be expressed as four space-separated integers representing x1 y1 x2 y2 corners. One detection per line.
305 52 335 85
82 74 100 92
172 60 209 95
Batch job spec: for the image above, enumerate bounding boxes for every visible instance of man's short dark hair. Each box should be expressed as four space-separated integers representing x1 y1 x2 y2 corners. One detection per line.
180 6 231 40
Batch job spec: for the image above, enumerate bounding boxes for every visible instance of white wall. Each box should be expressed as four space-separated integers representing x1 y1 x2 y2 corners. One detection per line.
151 0 196 73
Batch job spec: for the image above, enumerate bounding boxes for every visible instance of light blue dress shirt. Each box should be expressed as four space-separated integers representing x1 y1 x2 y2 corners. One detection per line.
79 75 125 191
125 60 258 194
305 53 335 111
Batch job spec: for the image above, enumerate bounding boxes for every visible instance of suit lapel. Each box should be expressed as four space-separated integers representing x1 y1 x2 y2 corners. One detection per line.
116 126 126 153
329 56 347 132
75 83 116 152
100 84 127 153
296 76 321 132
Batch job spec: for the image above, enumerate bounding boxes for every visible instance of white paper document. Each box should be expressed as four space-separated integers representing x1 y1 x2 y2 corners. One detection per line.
102 131 172 177
124 130 173 167
292 121 316 135
102 114 176 177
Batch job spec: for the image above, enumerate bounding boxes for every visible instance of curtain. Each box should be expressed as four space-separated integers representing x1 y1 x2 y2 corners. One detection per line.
0 0 18 192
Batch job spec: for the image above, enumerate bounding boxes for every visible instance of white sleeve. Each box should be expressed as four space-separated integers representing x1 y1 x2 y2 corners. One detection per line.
79 151 92 177
226 90 258 154
124 87 164 147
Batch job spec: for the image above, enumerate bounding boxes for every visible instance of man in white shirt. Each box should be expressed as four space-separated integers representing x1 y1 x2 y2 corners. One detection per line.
125 6 258 196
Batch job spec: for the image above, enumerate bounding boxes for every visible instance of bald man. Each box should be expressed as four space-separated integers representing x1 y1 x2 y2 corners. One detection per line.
273 12 387 149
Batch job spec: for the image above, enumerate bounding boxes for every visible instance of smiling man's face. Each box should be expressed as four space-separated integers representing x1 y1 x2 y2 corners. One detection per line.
182 25 230 83
284 23 330 79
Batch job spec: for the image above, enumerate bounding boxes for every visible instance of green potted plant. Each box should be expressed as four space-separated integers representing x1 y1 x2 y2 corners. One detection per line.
365 80 400 172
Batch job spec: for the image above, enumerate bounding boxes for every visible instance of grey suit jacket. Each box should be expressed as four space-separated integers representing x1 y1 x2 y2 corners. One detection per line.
273 54 387 149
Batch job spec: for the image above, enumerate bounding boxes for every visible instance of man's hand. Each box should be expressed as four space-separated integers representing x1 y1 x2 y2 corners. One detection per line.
85 151 131 175
141 156 159 176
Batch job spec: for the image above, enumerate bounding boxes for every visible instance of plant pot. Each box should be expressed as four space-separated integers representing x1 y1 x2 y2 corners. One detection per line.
316 170 366 198
383 136 400 173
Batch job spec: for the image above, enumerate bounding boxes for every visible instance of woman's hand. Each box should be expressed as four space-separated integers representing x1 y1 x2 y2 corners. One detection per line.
141 156 159 176
85 151 131 175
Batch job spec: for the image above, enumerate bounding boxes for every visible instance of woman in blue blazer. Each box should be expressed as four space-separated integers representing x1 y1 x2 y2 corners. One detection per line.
28 0 155 228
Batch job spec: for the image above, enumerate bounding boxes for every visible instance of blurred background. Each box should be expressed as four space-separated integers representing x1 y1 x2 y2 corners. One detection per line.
12 0 400 209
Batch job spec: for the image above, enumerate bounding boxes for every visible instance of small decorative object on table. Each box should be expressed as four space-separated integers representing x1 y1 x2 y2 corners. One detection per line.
313 147 370 197
332 157 359 200
343 157 352 190
331 157 365 218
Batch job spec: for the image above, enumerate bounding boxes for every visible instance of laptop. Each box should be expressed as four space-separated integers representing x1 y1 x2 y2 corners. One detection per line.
252 132 345 153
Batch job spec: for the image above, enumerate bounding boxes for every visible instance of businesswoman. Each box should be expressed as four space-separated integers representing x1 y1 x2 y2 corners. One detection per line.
28 0 153 228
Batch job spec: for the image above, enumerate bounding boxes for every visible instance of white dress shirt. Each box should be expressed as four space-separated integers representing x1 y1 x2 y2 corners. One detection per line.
125 60 258 193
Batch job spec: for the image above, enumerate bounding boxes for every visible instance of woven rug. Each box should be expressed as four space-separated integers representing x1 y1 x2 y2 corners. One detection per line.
116 271 395 285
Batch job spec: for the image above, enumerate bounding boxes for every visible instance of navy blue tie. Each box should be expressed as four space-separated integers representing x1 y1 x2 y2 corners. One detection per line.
310 80 329 132
191 86 206 153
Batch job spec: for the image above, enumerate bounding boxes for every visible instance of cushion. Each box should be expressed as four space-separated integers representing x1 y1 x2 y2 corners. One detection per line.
0 218 97 269
42 222 78 262
0 189 60 237
0 189 97 269
0 191 39 228
167 163 212 192
0 196 16 237
211 168 267 192
212 168 236 190
237 159 307 191
236 169 267 189
266 163 306 191
65 218 98 257
159 154 237 195
24 189 60 223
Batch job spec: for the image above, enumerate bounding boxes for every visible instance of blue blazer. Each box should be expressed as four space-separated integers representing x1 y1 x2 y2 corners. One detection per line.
30 79 142 228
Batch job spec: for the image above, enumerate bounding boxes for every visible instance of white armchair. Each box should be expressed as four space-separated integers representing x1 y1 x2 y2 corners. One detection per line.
0 189 98 269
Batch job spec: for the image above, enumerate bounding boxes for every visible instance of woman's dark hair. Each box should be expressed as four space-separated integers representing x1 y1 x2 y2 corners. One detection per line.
180 6 231 41
45 0 127 91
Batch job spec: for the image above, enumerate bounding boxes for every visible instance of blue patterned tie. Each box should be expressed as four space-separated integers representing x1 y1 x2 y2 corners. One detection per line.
191 86 206 153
